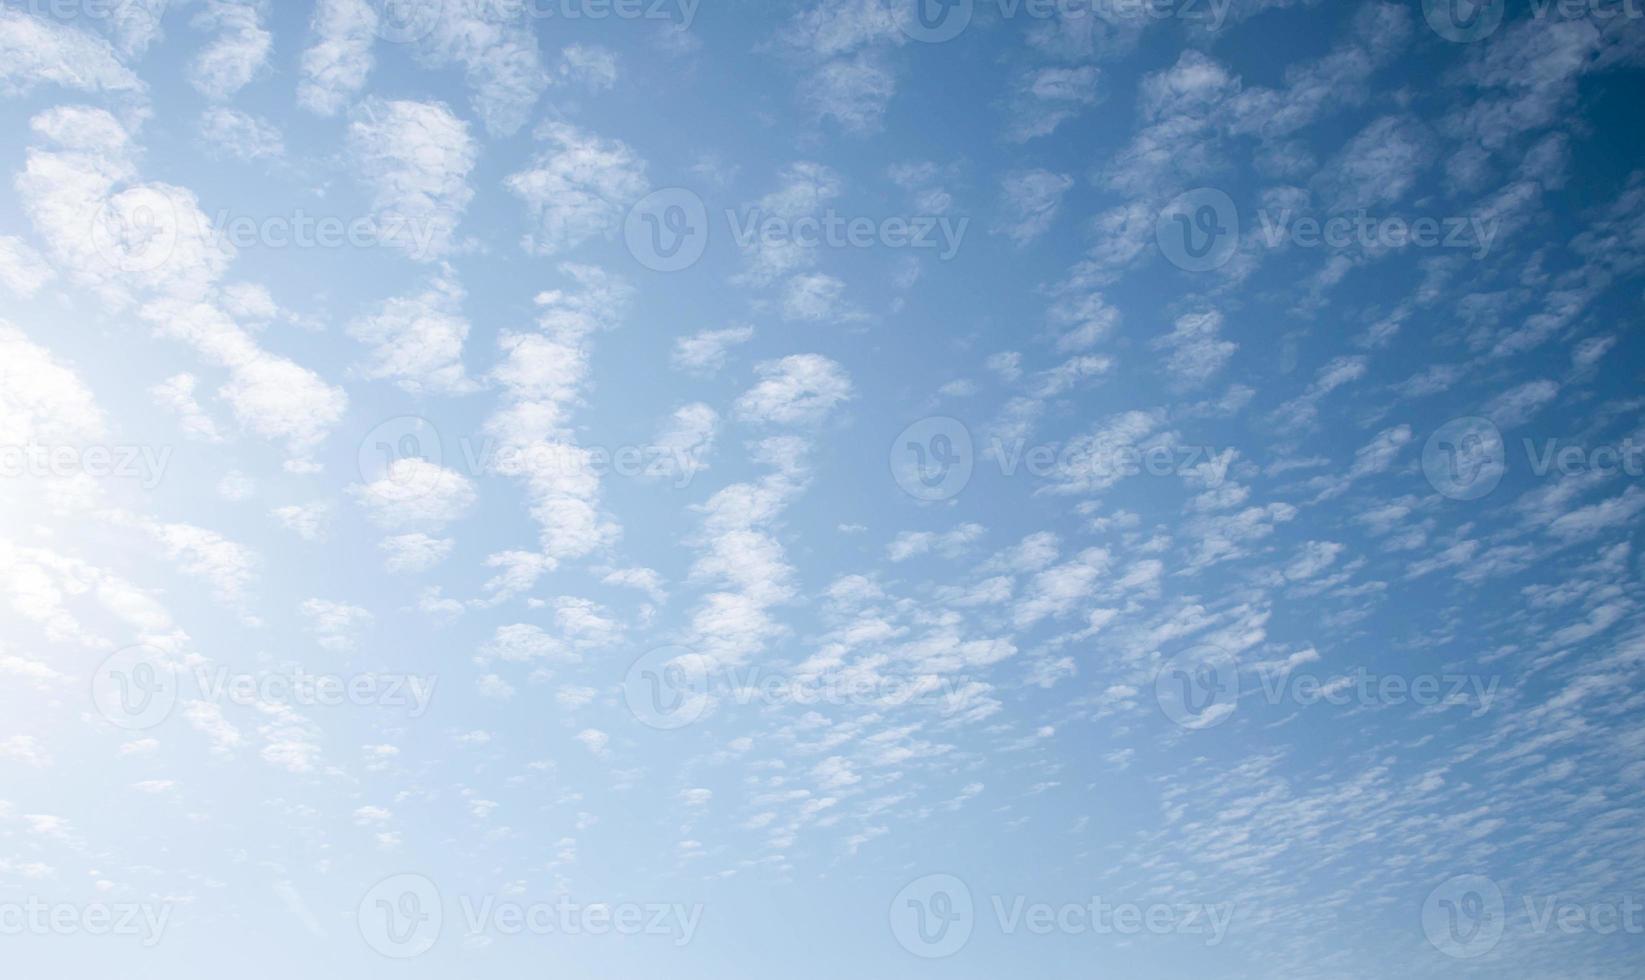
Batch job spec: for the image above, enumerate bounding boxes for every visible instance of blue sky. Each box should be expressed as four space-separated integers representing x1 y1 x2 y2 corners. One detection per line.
1 0 1644 977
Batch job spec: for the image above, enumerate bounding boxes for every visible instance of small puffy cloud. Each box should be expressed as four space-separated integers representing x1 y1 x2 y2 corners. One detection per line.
198 107 285 162
150 373 222 441
995 169 1074 245
379 533 453 573
300 598 373 652
298 0 378 116
348 273 477 394
735 354 853 426
672 324 754 375
348 98 478 261
1153 310 1235 389
188 1 273 101
272 503 333 542
506 122 648 255
352 459 477 529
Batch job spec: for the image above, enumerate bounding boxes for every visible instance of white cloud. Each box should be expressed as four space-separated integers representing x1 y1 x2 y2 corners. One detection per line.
188 0 272 101
735 355 853 426
348 272 477 394
380 533 453 573
198 107 285 162
300 598 373 652
298 0 377 116
150 373 222 442
351 459 477 529
506 122 648 256
672 324 754 375
348 98 478 261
